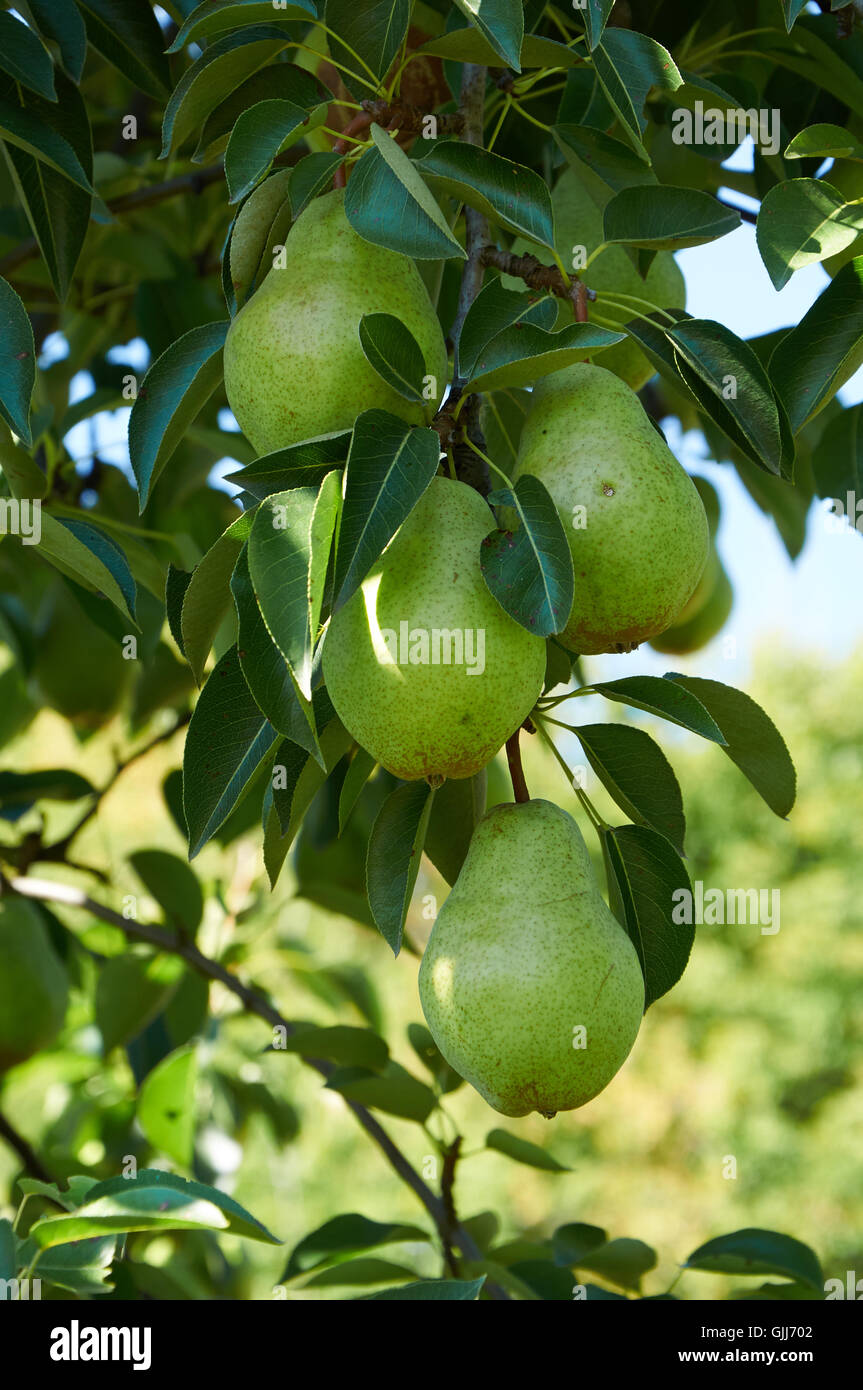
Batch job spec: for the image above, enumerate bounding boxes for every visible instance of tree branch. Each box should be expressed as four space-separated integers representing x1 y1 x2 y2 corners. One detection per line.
1 872 509 1298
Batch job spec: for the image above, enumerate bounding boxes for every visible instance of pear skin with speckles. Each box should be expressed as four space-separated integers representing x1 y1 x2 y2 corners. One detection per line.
418 799 644 1117
223 189 448 454
514 363 709 655
322 477 546 782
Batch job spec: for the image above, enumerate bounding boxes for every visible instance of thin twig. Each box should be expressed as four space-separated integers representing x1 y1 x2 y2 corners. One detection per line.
506 730 531 803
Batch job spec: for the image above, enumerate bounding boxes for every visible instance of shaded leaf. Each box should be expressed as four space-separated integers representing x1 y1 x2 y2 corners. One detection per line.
602 823 694 1009
366 781 435 954
481 474 574 636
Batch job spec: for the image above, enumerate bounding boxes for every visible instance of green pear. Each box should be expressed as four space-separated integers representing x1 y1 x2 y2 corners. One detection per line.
322 477 546 782
513 363 709 654
418 799 644 1117
0 898 68 1072
507 165 685 390
224 189 448 454
650 551 733 654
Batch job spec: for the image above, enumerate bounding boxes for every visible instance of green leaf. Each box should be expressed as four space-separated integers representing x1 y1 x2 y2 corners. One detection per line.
27 0 87 82
3 72 93 301
0 12 55 101
129 850 204 934
458 279 557 383
226 432 350 502
552 1222 608 1266
345 126 466 260
366 781 435 955
553 123 657 193
96 953 183 1054
576 1237 657 1291
231 547 321 758
359 314 427 403
784 122 863 162
770 257 863 432
270 715 353 847
508 1259 574 1300
289 150 344 217
416 141 553 247
195 62 327 164
766 15 863 122
303 1257 418 1288
591 30 682 160
183 645 278 857
77 0 171 98
0 433 46 499
228 166 293 306
486 1129 570 1172
35 512 136 622
423 769 486 887
0 768 94 812
160 26 292 157
587 675 726 744
169 1 318 51
325 1061 437 1122
811 401 863 502
481 474 574 637
668 676 796 817
667 319 785 475
757 179 863 291
684 1229 822 1290
225 99 317 203
0 276 35 443
359 1276 485 1300
29 1169 280 1248
602 823 694 1009
463 322 622 394
277 1025 388 1071
326 0 410 83
575 723 685 851
407 1022 463 1094
129 321 229 510
286 1213 429 1277
333 411 441 611
338 746 377 832
181 510 254 685
28 1237 116 1296
137 1046 197 1168
309 469 340 642
417 31 580 70
782 0 809 30
248 487 321 699
58 518 137 618
583 0 614 51
0 90 93 192
452 0 523 69
603 185 739 250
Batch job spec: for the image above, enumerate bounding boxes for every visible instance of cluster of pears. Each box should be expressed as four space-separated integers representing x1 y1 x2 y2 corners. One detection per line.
222 187 715 1116
0 898 68 1072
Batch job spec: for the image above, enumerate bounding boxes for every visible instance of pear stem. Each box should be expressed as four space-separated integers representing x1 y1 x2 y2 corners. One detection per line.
506 729 531 803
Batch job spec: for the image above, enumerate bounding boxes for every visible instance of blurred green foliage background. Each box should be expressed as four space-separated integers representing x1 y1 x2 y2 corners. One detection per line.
1 641 859 1299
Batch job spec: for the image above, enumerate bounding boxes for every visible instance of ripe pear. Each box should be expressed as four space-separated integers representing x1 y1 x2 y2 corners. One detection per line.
507 165 685 390
513 363 709 654
0 898 68 1071
322 477 546 782
650 550 733 654
418 799 644 1117
224 189 448 454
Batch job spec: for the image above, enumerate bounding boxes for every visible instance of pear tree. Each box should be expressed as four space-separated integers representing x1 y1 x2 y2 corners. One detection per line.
0 0 855 1313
